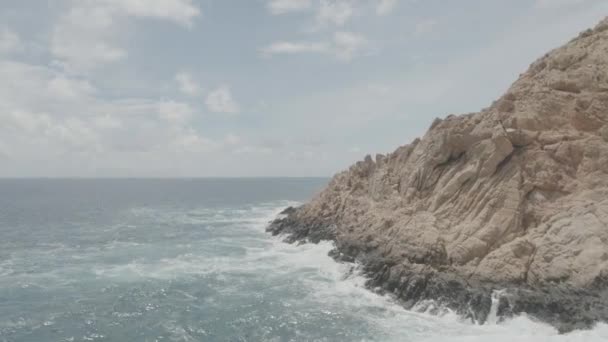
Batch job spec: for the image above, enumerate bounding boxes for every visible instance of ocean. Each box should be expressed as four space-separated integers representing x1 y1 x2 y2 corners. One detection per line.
0 178 606 342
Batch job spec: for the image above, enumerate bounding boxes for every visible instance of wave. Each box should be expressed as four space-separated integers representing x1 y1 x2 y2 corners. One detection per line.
252 204 608 342
256 238 608 341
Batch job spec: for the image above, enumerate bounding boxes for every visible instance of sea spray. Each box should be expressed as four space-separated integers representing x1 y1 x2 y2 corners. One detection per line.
486 289 507 325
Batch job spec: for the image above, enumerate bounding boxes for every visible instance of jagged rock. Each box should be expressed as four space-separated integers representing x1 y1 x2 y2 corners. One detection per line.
267 17 608 332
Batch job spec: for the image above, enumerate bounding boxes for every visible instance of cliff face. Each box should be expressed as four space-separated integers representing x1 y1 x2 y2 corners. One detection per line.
268 18 608 332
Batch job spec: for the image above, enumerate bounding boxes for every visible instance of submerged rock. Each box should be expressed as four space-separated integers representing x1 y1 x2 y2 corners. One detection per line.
268 17 608 332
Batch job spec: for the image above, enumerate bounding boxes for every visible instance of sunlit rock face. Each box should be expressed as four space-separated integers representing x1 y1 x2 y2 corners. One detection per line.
268 17 608 333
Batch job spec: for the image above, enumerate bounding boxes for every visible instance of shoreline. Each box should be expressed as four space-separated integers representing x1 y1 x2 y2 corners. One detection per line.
267 206 608 334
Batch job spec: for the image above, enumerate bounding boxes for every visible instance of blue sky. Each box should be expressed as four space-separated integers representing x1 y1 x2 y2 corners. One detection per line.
0 0 607 177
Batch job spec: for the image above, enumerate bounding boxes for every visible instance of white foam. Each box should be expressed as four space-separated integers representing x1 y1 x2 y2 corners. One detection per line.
241 205 608 342
485 289 507 325
298 254 608 342
0 258 14 277
416 320 608 342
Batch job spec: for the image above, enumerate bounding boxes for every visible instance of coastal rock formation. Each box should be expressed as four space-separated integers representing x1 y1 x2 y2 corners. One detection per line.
268 18 608 332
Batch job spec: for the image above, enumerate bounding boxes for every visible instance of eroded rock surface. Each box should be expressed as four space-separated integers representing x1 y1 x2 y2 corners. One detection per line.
268 18 608 332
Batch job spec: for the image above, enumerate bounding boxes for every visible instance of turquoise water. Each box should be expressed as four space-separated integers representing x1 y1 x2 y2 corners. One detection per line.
0 179 606 342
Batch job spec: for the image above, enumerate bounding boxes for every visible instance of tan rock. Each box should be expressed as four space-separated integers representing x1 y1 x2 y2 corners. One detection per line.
285 17 608 289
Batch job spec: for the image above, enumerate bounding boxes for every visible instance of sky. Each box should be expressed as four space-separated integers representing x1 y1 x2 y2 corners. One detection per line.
0 0 607 177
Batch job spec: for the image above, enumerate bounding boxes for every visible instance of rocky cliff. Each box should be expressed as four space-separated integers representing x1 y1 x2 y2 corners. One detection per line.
268 18 608 332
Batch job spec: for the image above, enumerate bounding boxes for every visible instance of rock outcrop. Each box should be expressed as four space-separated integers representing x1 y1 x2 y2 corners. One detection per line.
268 18 608 332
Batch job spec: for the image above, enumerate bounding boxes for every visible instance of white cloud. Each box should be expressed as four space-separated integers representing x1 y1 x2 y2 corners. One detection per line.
47 117 102 151
0 60 96 115
169 131 245 155
205 85 240 114
234 145 274 155
4 109 102 153
175 72 201 96
100 0 200 26
536 0 588 8
47 76 96 100
376 0 398 15
170 127 217 152
51 5 126 71
0 58 239 176
0 141 11 159
94 115 123 129
0 29 22 54
260 31 367 61
51 0 201 72
5 109 52 135
317 0 354 27
268 0 312 14
261 41 329 55
158 100 194 125
224 133 241 146
414 19 437 36
333 31 367 61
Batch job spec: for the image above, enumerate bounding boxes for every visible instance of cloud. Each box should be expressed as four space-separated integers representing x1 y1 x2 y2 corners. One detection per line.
224 133 241 146
94 114 123 129
316 0 354 27
376 0 398 15
261 41 329 55
260 31 367 61
100 0 200 26
47 76 96 100
535 0 588 8
4 109 52 135
3 109 103 153
234 145 274 155
51 5 128 71
175 72 201 96
169 131 244 154
0 58 235 175
205 85 240 114
158 100 194 125
414 19 437 36
268 0 312 14
51 0 200 72
170 128 218 152
0 60 96 115
0 29 22 54
333 31 367 60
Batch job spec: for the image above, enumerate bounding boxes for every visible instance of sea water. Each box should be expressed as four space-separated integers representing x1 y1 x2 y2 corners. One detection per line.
0 179 606 342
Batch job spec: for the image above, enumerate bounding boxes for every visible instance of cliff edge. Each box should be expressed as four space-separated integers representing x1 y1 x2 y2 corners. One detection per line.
268 18 608 332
